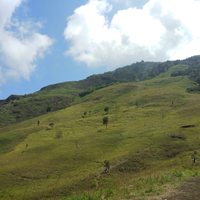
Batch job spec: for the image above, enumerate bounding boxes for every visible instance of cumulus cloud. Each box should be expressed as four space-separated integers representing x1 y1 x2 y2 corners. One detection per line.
0 0 54 84
109 0 149 8
64 0 200 70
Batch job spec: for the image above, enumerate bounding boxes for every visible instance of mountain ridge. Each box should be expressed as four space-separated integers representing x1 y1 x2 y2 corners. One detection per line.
0 55 200 127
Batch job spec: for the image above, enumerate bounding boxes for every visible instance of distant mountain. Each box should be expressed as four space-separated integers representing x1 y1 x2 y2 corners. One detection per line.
0 55 200 127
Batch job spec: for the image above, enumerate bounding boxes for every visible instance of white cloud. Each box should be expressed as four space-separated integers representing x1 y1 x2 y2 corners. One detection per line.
64 0 200 70
109 0 149 8
0 0 54 84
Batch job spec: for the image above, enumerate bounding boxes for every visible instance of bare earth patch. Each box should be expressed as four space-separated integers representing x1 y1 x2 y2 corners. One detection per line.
146 177 200 200
165 177 200 200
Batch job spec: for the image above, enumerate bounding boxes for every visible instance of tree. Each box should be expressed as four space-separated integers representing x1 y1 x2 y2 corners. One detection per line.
104 106 109 114
104 160 110 171
103 117 108 129
49 123 54 129
47 106 52 112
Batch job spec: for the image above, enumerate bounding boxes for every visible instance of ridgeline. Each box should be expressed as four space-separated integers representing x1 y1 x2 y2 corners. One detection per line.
1 55 200 128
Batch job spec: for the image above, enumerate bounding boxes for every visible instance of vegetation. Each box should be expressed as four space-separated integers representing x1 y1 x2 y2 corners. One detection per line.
104 106 109 114
56 131 63 138
1 55 200 128
46 106 52 112
103 117 108 129
104 160 110 171
0 56 200 199
49 122 54 129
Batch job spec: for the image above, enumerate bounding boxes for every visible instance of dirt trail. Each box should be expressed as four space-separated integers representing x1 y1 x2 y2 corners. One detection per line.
146 177 200 200
94 160 127 189
95 162 200 199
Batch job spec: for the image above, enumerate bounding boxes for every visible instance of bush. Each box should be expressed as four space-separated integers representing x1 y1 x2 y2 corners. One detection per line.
104 106 109 114
194 150 198 155
173 170 183 177
104 160 110 170
49 123 54 129
56 131 63 138
103 117 108 129
47 106 52 112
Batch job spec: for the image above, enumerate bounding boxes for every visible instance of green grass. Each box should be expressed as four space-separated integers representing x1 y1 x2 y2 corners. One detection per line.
0 71 200 199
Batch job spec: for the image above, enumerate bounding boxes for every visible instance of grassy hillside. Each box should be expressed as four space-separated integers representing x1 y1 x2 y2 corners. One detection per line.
1 55 200 128
0 61 161 127
0 66 200 199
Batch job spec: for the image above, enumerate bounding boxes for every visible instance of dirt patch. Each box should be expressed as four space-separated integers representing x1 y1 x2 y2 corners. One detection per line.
165 177 200 200
147 177 200 200
145 184 177 200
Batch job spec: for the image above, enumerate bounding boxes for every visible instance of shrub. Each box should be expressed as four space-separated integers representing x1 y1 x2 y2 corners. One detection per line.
194 150 198 155
104 106 109 114
56 131 63 138
49 123 54 129
104 160 110 170
47 106 52 112
103 117 108 129
173 170 183 177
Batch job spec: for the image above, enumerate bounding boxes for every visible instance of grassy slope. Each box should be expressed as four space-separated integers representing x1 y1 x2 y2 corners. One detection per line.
0 67 200 199
0 81 81 127
0 61 159 127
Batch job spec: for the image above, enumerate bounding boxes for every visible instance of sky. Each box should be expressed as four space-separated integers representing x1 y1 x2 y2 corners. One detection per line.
0 0 200 100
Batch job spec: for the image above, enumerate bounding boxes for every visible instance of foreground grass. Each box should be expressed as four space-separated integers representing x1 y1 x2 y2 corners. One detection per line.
64 167 200 200
0 74 200 199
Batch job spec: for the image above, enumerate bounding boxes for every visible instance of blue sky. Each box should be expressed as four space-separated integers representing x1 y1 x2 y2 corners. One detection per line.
0 0 200 100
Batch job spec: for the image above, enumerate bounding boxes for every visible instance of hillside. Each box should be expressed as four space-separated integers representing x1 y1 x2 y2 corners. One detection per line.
0 65 200 199
1 55 200 128
0 61 159 127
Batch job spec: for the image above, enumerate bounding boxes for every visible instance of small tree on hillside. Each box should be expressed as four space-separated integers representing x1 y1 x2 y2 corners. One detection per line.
47 106 52 112
104 160 110 171
49 123 54 129
104 106 109 114
103 117 108 129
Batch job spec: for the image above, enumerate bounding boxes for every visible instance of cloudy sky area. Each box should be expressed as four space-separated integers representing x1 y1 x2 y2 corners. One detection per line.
0 0 200 99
